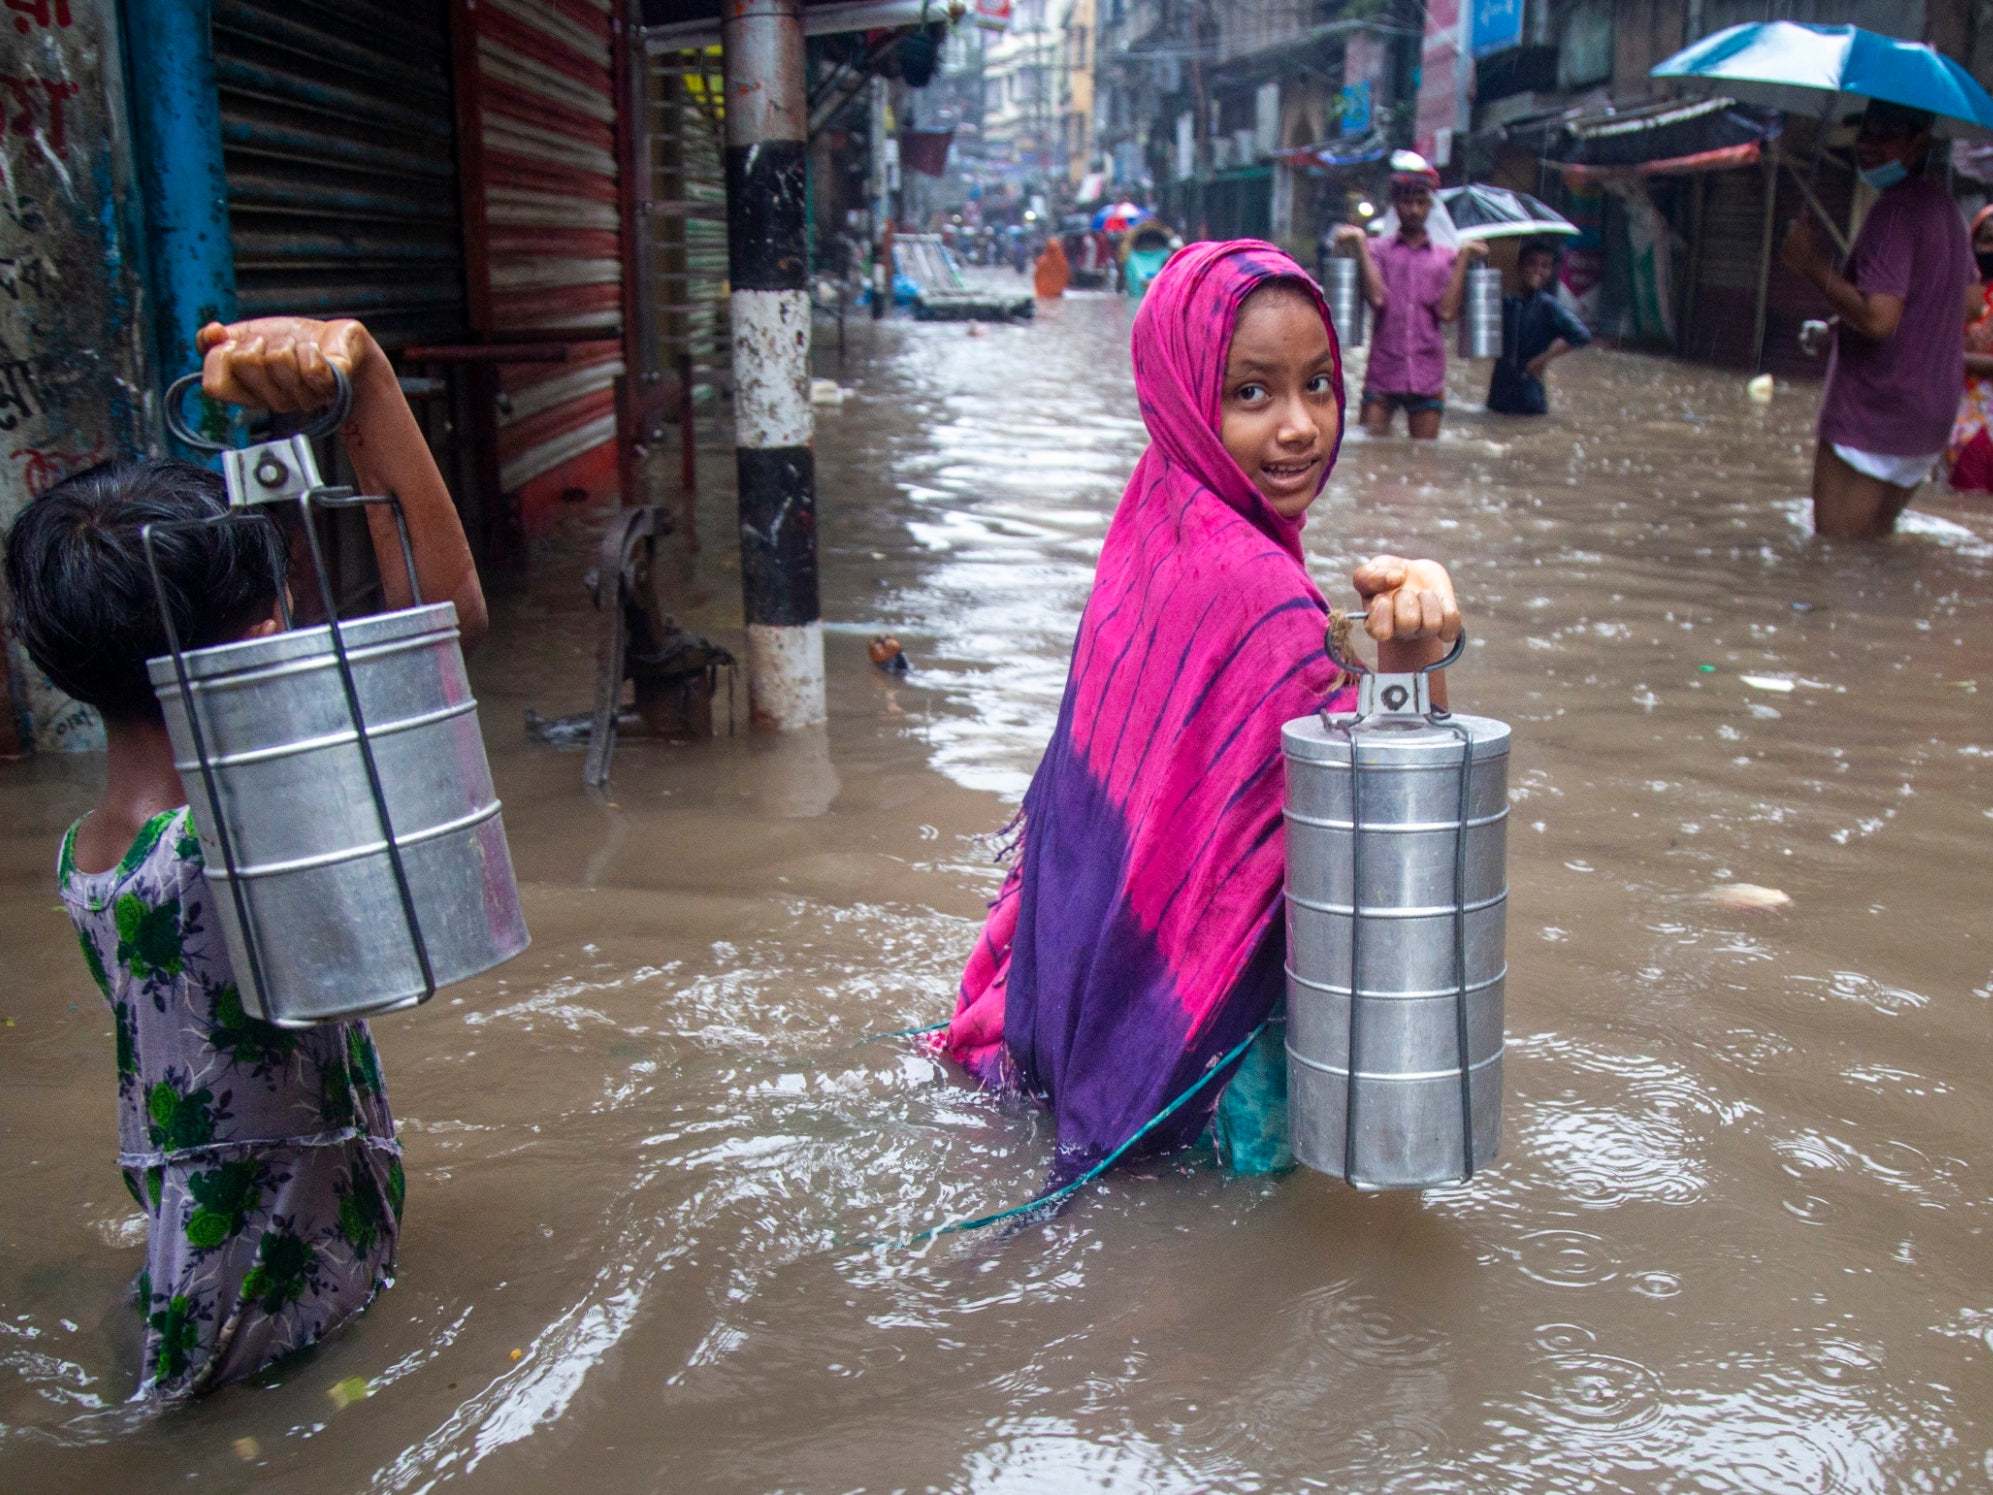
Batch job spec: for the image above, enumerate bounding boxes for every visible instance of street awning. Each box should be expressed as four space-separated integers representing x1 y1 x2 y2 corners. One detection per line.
645 0 962 48
1276 134 1391 175
1544 95 1782 178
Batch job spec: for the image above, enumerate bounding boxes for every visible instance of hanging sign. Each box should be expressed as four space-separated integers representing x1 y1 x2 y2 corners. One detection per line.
1470 0 1525 58
1338 81 1373 137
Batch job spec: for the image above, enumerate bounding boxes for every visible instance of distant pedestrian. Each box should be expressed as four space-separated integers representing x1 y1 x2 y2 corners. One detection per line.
1486 238 1592 416
1946 204 1993 493
1782 100 1974 538
1333 154 1488 439
1034 235 1071 299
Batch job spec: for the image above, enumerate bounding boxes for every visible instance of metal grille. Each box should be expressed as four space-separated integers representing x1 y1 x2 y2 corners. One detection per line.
214 0 466 348
459 0 628 522
652 48 730 407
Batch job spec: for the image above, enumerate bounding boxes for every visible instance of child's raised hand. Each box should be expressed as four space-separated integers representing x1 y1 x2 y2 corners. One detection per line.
197 317 382 415
1352 555 1462 645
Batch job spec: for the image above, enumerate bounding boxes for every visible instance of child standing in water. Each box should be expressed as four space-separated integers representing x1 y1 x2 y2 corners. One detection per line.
1333 154 1488 439
3 317 483 1401
938 241 1463 1179
1486 238 1593 417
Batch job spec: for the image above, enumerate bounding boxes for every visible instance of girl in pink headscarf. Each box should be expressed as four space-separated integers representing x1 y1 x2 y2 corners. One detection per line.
937 240 1466 1181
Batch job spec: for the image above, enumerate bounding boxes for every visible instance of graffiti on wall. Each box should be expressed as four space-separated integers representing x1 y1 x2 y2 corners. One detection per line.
0 0 150 752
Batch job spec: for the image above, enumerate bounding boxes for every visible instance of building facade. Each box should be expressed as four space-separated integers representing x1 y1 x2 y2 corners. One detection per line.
1058 0 1099 187
982 0 1062 185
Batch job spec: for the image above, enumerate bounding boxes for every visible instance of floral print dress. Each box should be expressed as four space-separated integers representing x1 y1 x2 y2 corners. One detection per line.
60 808 401 1402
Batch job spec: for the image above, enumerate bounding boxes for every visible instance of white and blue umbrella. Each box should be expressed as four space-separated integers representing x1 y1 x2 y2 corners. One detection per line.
1652 22 1993 140
1436 184 1579 242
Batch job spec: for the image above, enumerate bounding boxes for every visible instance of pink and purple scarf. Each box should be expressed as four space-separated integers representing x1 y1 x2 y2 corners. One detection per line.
939 240 1356 1178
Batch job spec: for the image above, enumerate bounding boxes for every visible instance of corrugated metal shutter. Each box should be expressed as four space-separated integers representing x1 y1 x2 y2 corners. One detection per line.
456 0 630 527
1682 166 1769 368
653 49 730 407
214 0 466 349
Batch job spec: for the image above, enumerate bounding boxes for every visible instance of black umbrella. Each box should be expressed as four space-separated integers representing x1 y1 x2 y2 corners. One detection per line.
1435 184 1579 242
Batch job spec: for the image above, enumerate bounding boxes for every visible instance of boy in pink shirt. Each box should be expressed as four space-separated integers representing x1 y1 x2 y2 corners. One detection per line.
1784 100 1974 538
1333 159 1486 439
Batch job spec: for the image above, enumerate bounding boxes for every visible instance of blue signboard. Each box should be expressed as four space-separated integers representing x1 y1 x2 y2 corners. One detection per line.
1470 0 1526 58
1338 80 1372 138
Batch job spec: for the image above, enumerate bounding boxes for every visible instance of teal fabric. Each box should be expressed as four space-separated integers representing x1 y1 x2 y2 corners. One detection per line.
1125 247 1171 301
1213 1012 1296 1175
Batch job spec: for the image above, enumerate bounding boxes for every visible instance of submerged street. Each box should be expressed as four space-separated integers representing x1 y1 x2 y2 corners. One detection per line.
2 286 1989 1490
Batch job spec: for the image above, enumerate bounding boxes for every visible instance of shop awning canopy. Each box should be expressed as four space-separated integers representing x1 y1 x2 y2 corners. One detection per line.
1544 95 1783 178
644 0 961 48
1275 133 1391 175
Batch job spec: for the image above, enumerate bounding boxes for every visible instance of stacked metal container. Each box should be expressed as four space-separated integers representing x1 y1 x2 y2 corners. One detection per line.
1320 255 1367 349
1281 644 1509 1188
146 368 529 1029
1457 262 1503 359
151 603 529 1027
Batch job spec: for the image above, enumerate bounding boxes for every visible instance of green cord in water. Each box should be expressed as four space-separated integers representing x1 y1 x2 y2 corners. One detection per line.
884 1020 1269 1249
868 1017 951 1040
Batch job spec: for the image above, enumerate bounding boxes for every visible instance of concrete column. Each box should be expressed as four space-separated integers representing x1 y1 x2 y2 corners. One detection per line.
721 0 826 730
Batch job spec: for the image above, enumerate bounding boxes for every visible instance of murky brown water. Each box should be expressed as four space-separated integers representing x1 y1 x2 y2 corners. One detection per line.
3 282 1990 1491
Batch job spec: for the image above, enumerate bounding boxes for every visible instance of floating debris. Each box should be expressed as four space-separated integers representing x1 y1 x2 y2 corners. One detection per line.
1702 883 1792 911
327 1375 371 1409
1746 373 1775 402
1739 675 1795 693
869 635 911 675
233 1437 260 1461
510 1347 524 1362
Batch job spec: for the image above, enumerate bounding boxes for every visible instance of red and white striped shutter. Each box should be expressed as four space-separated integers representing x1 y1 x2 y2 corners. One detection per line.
455 0 629 529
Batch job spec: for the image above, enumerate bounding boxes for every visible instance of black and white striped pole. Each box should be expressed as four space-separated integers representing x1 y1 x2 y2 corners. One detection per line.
722 0 825 730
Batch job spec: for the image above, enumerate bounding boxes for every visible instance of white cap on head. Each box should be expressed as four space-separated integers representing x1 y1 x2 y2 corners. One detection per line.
1371 153 1460 251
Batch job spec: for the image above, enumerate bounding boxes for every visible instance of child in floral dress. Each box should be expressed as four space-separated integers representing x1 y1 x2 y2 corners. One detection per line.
61 808 403 1395
4 317 485 1401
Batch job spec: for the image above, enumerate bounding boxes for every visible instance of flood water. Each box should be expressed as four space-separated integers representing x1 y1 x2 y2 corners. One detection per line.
3 281 1990 1491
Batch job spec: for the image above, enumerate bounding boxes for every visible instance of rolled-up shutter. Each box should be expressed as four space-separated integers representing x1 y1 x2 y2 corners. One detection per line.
653 49 730 408
454 0 630 527
213 0 466 349
1681 166 1768 369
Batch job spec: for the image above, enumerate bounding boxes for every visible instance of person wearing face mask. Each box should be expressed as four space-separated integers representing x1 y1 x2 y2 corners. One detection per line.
1781 100 1975 539
1945 204 1993 494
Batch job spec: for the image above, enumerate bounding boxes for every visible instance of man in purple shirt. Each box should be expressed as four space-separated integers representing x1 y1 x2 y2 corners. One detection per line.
1333 162 1486 439
1783 100 1974 539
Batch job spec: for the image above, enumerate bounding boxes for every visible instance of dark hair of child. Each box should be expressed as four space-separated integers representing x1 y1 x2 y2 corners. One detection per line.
1245 273 1320 308
1518 238 1556 268
3 459 285 722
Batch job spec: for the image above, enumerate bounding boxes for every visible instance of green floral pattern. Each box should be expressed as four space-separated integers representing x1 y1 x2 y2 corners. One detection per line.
184 1159 268 1250
116 892 187 984
239 1228 323 1316
60 808 400 1402
149 1294 203 1383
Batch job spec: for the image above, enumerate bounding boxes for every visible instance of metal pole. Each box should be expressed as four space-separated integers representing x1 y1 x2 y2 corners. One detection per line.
1750 151 1778 373
722 0 826 730
122 0 237 458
